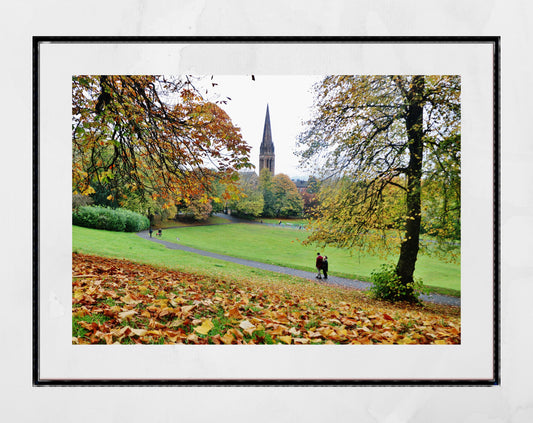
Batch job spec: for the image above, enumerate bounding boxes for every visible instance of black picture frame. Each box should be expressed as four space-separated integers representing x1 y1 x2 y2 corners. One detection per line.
33 36 500 387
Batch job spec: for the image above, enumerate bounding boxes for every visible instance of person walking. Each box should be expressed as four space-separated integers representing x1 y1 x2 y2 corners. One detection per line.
149 226 153 238
315 253 323 279
322 256 329 280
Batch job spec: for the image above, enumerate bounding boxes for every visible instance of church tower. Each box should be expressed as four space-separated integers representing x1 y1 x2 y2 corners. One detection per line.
259 104 275 174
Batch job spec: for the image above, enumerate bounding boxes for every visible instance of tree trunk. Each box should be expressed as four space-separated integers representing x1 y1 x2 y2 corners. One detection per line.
395 76 425 301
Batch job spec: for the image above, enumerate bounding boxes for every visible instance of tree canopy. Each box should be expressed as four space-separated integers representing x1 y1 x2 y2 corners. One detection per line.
298 75 460 301
272 173 304 217
229 172 265 218
72 75 252 209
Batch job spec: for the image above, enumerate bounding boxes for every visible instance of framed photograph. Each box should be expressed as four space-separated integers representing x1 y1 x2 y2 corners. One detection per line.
34 36 499 385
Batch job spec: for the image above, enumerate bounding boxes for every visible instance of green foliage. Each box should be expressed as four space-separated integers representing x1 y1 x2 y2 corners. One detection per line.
369 264 425 302
232 171 304 218
420 143 461 243
257 169 304 218
72 205 150 232
304 177 406 255
118 189 162 219
272 173 304 217
259 168 276 217
90 181 120 208
208 178 228 213
232 190 264 218
229 172 264 218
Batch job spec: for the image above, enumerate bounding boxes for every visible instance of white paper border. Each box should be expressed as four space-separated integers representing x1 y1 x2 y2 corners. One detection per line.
37 40 496 382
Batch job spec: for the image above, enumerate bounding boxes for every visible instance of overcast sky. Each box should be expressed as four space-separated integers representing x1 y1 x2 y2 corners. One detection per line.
202 75 323 180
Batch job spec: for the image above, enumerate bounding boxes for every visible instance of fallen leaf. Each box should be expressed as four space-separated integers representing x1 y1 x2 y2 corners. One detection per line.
120 294 140 305
181 305 196 315
289 327 301 336
169 319 184 328
194 319 214 335
130 328 147 337
239 320 256 336
72 254 461 345
187 333 199 343
226 307 244 319
118 310 137 320
220 332 235 345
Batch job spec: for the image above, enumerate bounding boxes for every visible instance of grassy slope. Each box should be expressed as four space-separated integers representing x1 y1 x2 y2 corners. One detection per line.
159 223 460 293
73 222 460 295
72 225 320 288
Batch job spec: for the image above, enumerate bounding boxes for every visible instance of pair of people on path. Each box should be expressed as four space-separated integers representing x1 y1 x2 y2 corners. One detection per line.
315 253 328 279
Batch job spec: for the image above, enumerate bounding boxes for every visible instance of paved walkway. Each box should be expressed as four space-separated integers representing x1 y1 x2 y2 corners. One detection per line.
136 225 460 307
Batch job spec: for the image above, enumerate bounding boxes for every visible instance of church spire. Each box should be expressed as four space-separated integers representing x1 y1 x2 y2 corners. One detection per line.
259 104 275 174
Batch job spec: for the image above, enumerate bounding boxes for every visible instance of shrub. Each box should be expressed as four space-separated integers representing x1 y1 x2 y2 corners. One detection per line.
369 264 424 302
72 206 150 232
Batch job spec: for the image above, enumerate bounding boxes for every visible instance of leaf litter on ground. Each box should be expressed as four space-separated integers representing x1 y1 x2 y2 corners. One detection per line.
72 253 460 345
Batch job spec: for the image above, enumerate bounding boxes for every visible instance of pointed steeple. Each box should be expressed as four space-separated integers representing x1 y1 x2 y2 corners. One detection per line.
260 105 274 154
259 104 275 174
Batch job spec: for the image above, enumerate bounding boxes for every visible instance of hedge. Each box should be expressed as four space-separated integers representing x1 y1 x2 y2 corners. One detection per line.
72 206 150 232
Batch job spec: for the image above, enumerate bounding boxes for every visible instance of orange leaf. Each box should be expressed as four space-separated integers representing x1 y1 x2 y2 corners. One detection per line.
220 332 235 345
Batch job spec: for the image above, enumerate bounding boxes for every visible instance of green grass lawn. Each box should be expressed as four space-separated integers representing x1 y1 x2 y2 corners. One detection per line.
72 225 318 288
73 222 460 296
158 223 460 294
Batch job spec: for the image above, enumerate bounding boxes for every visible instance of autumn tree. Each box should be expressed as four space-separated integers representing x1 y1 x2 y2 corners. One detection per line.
298 75 460 302
207 177 230 214
229 172 264 218
72 75 252 211
175 193 213 222
272 173 304 217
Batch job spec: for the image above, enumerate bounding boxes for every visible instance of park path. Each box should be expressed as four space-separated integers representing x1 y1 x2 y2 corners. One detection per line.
137 216 460 307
